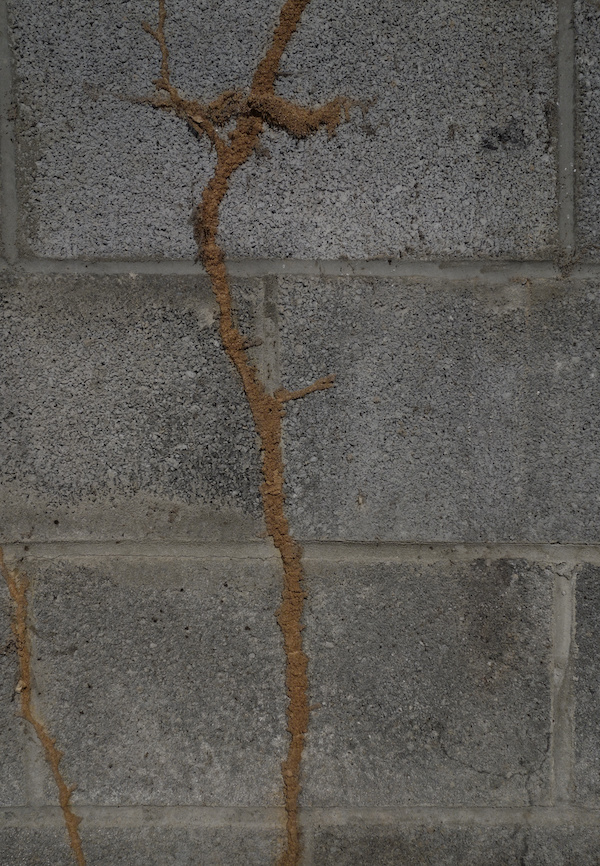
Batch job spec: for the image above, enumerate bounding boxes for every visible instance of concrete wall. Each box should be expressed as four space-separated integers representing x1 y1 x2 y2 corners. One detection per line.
2 0 600 863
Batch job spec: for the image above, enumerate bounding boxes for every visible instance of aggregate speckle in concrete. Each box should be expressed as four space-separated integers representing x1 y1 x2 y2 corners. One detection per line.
11 0 557 260
575 1 600 259
27 555 286 807
521 281 600 542
301 558 552 807
526 826 600 865
312 824 524 866
0 272 263 541
574 563 600 803
9 0 282 261
0 580 28 807
311 824 600 866
0 828 75 866
0 824 283 866
279 276 600 543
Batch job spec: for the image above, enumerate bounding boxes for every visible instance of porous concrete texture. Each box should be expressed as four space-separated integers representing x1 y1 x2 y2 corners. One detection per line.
301 558 552 808
25 553 286 806
526 825 600 865
11 0 557 260
0 580 28 806
2 0 600 863
0 271 263 542
310 822 600 865
279 276 600 543
0 823 282 866
574 562 600 803
311 824 528 866
576 0 600 258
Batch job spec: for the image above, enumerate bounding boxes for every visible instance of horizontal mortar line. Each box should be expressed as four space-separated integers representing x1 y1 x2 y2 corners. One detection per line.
0 805 284 830
227 259 564 281
3 805 600 831
0 256 593 281
301 541 600 566
4 540 600 565
4 256 600 281
302 805 600 829
1 540 279 561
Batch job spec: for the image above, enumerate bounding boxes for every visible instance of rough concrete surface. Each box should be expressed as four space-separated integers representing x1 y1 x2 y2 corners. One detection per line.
310 823 600 865
0 580 28 807
0 272 263 542
11 0 557 260
27 555 286 806
526 826 600 865
575 0 600 259
300 557 552 807
1 0 598 862
0 825 282 866
279 276 600 543
522 281 600 541
574 563 600 803
311 824 528 866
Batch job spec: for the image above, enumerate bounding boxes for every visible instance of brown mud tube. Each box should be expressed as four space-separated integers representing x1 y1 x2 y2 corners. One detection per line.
143 1 353 863
1 549 86 866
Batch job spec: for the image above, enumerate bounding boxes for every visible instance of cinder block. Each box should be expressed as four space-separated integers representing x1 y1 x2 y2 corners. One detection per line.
26 554 286 806
311 824 600 866
279 276 600 543
10 0 280 261
0 581 28 806
0 824 283 866
574 563 600 803
522 281 600 542
311 824 526 866
11 0 557 260
0 272 263 541
301 557 552 807
576 0 600 259
0 828 74 866
526 826 600 865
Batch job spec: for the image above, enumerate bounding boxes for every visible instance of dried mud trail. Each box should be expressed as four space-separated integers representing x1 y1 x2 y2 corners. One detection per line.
1 549 86 865
144 1 351 862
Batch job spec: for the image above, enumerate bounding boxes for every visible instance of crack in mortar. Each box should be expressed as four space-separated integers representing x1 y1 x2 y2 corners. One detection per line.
0 548 85 865
142 2 353 863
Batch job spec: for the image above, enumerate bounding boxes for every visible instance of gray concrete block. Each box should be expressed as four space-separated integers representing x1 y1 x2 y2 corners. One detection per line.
0 828 74 866
279 276 600 543
9 0 279 261
576 1 600 259
0 272 264 541
311 824 526 866
0 580 28 806
24 554 287 807
574 563 600 803
11 0 557 260
301 557 552 807
526 826 600 865
0 824 282 865
522 282 600 541
311 824 600 866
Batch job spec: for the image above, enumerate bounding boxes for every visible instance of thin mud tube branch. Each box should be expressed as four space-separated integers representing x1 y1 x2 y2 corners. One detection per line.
0 548 86 866
143 2 354 864
143 0 225 154
276 375 336 404
142 0 170 90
